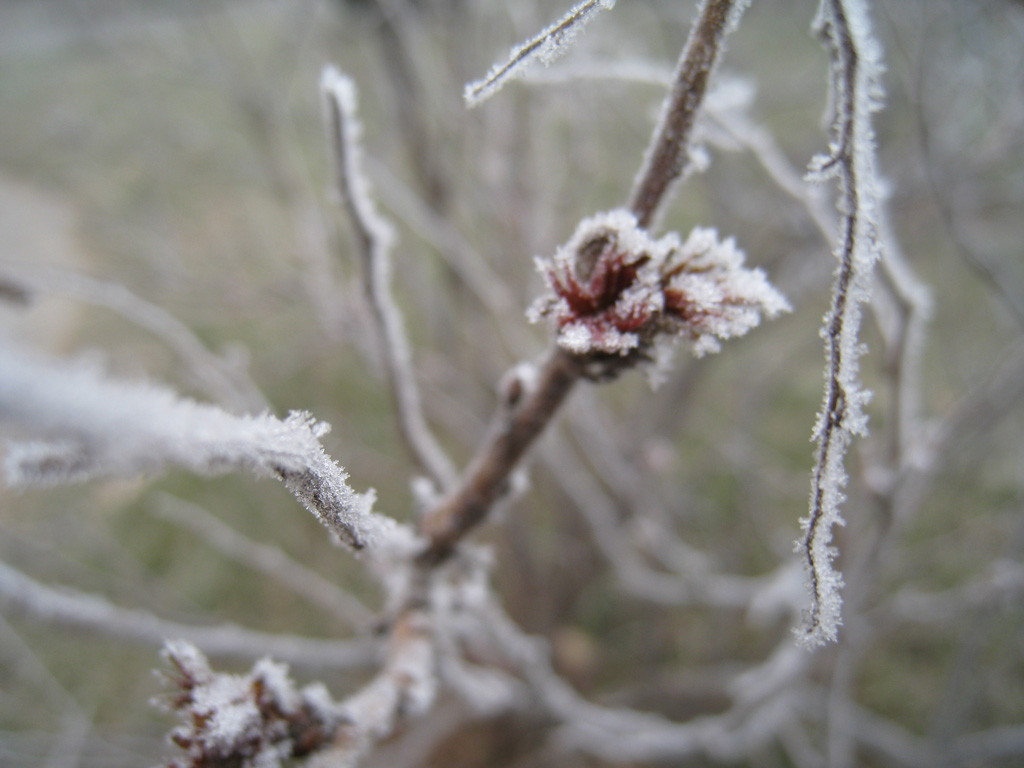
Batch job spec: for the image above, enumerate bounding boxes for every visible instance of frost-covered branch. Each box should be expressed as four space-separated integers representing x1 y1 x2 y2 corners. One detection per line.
463 0 616 108
0 559 376 670
321 66 458 494
629 0 751 229
0 344 391 552
158 641 346 767
797 0 885 646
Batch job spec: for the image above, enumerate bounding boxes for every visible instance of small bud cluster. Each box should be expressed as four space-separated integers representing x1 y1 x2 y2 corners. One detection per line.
529 209 789 377
157 641 341 768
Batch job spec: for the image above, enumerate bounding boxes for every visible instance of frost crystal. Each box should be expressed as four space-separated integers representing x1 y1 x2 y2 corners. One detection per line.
464 0 615 108
529 209 788 375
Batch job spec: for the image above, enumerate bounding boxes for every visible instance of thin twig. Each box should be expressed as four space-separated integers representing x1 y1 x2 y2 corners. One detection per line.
321 66 459 493
799 0 885 646
153 494 374 630
0 559 377 670
418 348 581 564
464 0 616 108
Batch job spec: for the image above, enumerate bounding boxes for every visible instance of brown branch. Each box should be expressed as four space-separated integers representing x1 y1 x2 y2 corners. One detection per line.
417 348 582 564
628 0 744 229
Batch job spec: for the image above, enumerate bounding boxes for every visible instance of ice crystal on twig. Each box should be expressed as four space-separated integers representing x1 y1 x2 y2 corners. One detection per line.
464 0 615 108
529 209 788 378
796 0 885 647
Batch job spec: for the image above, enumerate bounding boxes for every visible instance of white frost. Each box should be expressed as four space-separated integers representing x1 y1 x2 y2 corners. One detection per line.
464 0 616 108
530 210 789 361
0 344 393 552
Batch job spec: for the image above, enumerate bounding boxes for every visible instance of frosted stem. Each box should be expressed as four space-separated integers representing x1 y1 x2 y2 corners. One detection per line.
321 66 459 493
798 0 885 646
0 344 392 552
463 0 616 108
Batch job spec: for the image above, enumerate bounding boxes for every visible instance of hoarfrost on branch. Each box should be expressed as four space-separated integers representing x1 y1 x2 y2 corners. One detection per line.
463 0 616 108
797 0 886 646
0 343 394 552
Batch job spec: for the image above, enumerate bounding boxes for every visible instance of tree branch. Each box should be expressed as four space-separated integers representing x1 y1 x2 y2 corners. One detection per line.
628 0 749 229
798 0 885 646
0 559 376 670
418 348 581 564
153 494 374 631
321 66 459 493
0 343 391 552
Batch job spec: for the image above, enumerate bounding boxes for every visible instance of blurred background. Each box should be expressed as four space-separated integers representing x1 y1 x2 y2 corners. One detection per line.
1 0 1023 765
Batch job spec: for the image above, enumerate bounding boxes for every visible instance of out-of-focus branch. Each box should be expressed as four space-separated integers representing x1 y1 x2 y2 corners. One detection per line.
368 159 532 359
0 264 267 412
873 213 932 469
0 559 377 670
153 495 374 631
879 336 1024 537
469 594 808 764
924 337 1024 469
317 609 436 765
628 0 749 229
839 700 1024 767
875 559 1024 626
321 66 459 494
701 78 836 243
541 431 791 611
0 613 94 767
